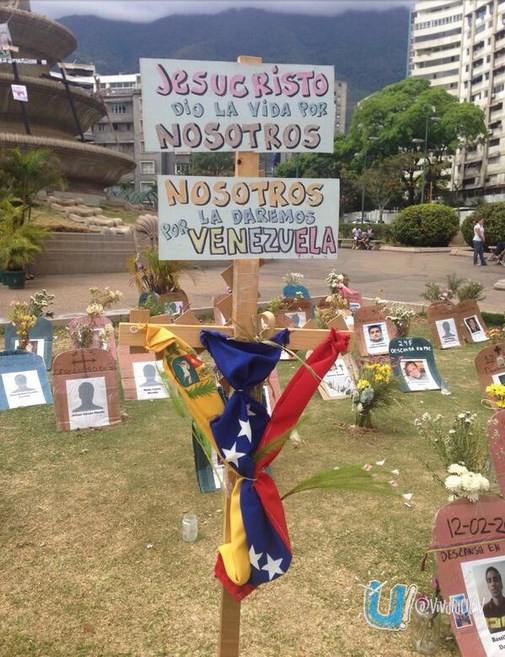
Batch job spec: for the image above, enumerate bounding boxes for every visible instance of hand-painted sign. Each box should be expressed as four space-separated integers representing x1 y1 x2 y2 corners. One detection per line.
140 58 335 153
158 175 338 260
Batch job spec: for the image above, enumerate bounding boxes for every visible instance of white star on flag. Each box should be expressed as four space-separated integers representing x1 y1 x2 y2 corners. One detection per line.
249 545 263 570
261 553 284 580
238 418 252 442
222 442 246 467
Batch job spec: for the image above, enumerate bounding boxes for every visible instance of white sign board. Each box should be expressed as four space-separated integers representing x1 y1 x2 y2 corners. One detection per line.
158 175 339 260
140 58 336 153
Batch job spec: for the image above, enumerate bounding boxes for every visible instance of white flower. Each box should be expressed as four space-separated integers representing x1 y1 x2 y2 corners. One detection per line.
444 475 462 492
447 463 468 475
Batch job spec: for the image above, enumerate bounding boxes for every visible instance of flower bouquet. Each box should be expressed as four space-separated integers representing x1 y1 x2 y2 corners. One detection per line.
351 359 399 428
485 382 505 409
68 286 122 349
7 289 54 350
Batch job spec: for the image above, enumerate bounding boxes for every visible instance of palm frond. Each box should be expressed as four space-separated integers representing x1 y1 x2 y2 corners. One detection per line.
281 465 397 500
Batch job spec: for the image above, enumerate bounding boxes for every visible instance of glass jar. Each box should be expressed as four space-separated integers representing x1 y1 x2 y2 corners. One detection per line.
182 512 198 542
410 607 441 655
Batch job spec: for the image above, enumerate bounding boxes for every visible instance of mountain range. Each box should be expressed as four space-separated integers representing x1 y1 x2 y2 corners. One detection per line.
58 6 411 123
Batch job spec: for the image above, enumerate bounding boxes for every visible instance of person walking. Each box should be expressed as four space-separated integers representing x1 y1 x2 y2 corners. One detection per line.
473 217 487 266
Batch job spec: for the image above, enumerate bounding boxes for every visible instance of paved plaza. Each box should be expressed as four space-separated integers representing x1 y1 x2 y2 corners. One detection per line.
0 247 504 324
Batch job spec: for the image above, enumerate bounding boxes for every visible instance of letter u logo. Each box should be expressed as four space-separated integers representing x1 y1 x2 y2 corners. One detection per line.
363 580 417 631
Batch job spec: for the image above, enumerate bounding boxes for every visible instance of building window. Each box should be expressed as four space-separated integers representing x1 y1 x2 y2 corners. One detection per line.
140 181 155 192
175 162 192 175
140 161 155 174
110 103 127 114
97 123 107 132
112 123 132 132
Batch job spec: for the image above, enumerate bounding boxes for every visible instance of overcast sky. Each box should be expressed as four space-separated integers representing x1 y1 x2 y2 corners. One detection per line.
32 0 414 23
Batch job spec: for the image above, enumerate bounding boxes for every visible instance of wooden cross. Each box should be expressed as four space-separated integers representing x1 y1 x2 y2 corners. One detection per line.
118 55 349 657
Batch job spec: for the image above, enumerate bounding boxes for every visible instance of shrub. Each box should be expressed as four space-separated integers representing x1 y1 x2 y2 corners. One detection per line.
389 204 459 247
461 203 505 247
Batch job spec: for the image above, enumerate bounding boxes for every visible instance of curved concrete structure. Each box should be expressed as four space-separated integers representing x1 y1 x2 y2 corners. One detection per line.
0 0 135 193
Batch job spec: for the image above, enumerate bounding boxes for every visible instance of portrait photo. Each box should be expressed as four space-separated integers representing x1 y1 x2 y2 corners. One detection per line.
435 318 461 349
363 321 389 355
1 369 45 409
400 358 439 392
462 556 505 653
66 376 109 430
464 315 488 343
132 361 169 400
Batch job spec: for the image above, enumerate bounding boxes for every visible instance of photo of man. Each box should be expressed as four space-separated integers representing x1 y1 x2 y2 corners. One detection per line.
462 556 505 653
400 359 439 391
363 322 389 355
464 315 488 343
483 566 505 634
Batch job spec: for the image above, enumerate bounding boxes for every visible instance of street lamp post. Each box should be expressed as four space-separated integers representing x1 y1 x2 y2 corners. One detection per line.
359 136 379 227
420 115 440 204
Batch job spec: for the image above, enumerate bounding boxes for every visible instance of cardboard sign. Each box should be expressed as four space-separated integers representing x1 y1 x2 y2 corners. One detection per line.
433 496 505 656
475 343 505 395
52 348 120 432
157 175 339 261
158 290 190 315
0 350 52 409
67 316 117 360
140 58 336 153
354 307 396 357
310 351 357 400
389 337 442 392
5 317 53 370
427 302 463 350
117 345 169 401
459 300 489 345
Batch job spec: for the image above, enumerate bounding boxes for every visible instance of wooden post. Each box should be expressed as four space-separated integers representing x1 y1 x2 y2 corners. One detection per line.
217 54 262 657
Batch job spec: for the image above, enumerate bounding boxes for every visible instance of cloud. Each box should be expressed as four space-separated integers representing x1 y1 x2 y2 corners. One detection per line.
32 0 413 24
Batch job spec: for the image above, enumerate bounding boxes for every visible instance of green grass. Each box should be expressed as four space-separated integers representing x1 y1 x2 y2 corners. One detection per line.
0 319 495 657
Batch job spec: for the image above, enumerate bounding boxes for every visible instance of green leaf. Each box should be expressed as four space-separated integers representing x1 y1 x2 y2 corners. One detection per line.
281 465 397 500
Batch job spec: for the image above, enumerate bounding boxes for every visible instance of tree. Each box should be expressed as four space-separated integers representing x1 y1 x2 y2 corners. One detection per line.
346 78 487 204
362 153 412 219
191 152 234 176
0 148 65 223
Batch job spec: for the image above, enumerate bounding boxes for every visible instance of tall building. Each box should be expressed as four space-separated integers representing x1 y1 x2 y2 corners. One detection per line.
409 0 505 199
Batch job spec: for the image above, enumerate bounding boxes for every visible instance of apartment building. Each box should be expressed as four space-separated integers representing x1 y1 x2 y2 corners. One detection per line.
409 0 505 199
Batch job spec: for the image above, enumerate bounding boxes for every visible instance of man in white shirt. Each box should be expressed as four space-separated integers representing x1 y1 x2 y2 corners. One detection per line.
473 217 487 266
